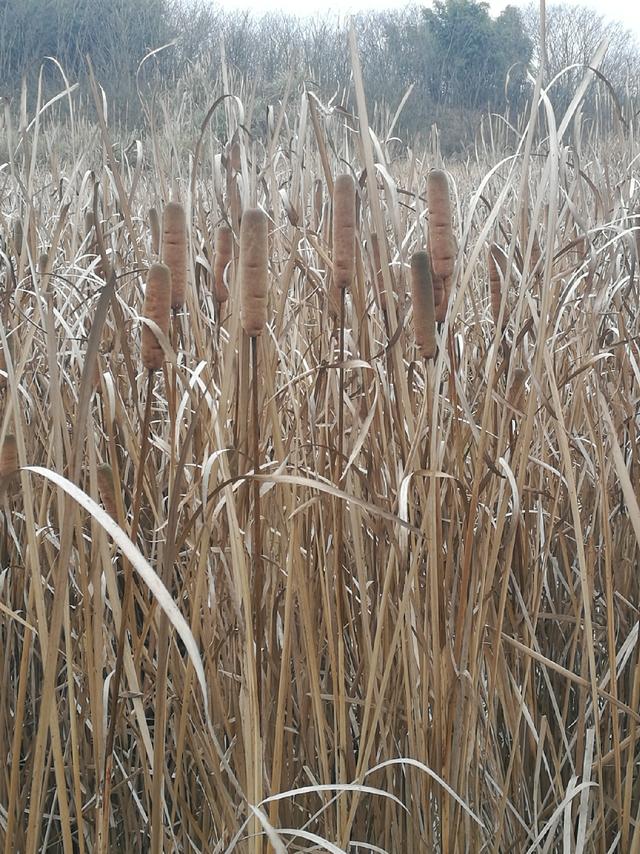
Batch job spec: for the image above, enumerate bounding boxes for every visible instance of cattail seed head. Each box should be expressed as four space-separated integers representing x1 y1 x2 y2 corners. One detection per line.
149 207 160 256
332 174 356 289
410 251 437 360
141 262 172 370
427 170 455 322
0 434 18 480
12 219 23 257
213 225 233 303
239 209 268 337
162 202 188 310
507 368 528 413
97 463 117 519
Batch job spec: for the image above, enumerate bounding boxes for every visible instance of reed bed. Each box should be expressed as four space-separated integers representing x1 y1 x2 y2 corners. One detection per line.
0 37 639 854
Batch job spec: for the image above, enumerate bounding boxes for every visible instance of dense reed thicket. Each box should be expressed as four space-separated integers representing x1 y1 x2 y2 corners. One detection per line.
0 27 640 853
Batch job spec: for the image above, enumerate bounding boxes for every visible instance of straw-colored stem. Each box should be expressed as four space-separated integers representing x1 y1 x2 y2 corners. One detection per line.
335 286 348 841
252 335 263 717
100 370 154 846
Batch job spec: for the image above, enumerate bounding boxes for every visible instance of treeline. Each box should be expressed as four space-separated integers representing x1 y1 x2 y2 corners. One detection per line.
1 0 638 149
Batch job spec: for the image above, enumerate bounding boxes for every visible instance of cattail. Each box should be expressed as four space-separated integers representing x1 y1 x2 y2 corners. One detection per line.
141 263 171 370
239 209 268 337
12 219 23 257
229 139 241 174
0 434 18 480
149 207 160 256
426 170 455 322
332 174 356 290
162 202 188 310
213 225 233 303
530 229 541 272
507 368 528 413
92 352 102 393
38 253 49 274
97 463 117 519
488 243 509 328
410 251 437 360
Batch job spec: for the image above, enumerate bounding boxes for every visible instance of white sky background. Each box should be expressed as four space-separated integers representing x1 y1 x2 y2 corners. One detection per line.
214 0 640 43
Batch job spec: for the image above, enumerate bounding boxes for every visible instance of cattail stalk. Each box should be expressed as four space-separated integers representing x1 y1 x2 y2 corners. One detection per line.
332 174 357 831
239 208 268 724
102 265 169 841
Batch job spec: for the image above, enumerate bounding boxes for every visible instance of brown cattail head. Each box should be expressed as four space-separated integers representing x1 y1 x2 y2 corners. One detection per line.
488 243 509 328
97 463 117 519
0 434 18 480
92 352 103 393
141 263 172 370
332 174 356 289
12 219 23 257
410 251 437 360
213 225 233 303
162 202 188 310
530 229 542 272
229 138 242 173
427 170 455 322
149 207 160 256
507 368 528 414
239 209 268 337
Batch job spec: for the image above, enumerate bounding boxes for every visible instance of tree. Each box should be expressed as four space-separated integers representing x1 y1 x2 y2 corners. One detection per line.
422 0 532 111
523 3 640 114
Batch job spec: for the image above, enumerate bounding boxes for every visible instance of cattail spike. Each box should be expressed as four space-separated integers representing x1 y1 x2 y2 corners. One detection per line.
410 251 437 360
162 202 188 310
0 434 18 480
149 207 160 256
332 174 356 290
97 463 118 519
239 209 268 337
141 263 172 370
427 170 455 322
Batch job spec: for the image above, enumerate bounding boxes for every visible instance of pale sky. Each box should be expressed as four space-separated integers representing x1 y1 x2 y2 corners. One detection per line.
215 0 640 41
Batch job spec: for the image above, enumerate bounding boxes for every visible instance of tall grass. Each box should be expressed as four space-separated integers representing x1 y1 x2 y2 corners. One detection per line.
0 31 639 853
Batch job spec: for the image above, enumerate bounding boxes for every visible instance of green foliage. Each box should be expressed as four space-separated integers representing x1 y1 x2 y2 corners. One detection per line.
422 0 532 111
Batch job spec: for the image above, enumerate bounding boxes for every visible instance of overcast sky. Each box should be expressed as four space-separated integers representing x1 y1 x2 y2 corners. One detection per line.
214 0 640 41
